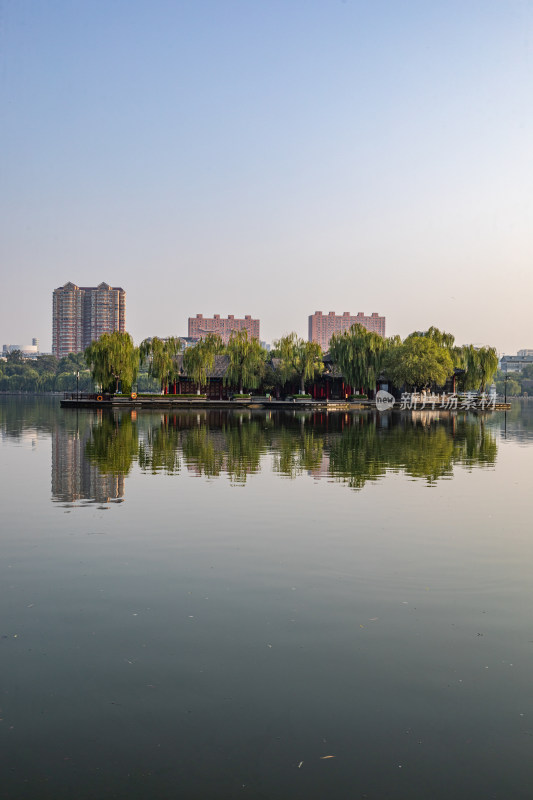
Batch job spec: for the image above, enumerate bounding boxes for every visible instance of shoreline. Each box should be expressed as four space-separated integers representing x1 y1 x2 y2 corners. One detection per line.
59 396 512 412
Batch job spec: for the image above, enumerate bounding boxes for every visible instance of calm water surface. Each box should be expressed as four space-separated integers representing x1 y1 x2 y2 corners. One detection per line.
1 397 533 799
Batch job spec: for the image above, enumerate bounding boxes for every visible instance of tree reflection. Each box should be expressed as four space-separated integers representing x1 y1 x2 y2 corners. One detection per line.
224 418 265 484
326 415 496 488
139 419 181 474
272 427 324 478
182 426 226 478
85 413 138 475
179 416 266 483
42 406 500 500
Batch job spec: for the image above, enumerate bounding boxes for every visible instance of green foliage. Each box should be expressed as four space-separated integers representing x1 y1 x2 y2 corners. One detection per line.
0 351 93 392
406 326 455 349
224 330 266 394
140 336 182 392
274 333 323 394
328 324 388 393
183 334 223 394
492 364 533 396
6 349 24 364
136 370 162 392
58 352 87 373
495 375 521 397
261 362 285 392
475 346 499 391
456 345 499 392
84 331 139 393
383 336 454 390
36 354 60 374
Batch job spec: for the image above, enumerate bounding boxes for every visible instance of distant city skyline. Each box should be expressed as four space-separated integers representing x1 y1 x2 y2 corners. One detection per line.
2 290 531 357
2 1 532 355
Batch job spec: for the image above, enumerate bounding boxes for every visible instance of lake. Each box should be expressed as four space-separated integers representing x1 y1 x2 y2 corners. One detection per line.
1 396 533 799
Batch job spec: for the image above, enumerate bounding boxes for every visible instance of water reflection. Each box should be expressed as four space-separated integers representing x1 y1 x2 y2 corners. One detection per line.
46 408 498 503
0 398 504 504
52 415 126 505
487 399 533 443
325 413 497 488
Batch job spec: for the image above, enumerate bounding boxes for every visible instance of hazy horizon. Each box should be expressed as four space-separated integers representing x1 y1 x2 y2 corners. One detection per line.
2 1 532 355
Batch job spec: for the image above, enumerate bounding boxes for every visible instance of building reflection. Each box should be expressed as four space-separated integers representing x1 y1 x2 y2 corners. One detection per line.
51 420 125 505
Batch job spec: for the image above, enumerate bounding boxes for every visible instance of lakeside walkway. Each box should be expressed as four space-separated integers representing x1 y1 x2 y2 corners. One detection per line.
60 394 511 412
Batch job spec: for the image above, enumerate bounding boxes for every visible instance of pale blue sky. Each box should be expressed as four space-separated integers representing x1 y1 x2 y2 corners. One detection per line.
1 0 532 353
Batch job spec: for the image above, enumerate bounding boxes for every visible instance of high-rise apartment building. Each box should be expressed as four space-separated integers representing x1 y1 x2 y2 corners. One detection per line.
308 311 386 350
188 314 260 345
52 282 126 358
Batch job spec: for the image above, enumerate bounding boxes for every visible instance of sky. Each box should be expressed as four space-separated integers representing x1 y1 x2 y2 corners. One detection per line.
1 0 532 354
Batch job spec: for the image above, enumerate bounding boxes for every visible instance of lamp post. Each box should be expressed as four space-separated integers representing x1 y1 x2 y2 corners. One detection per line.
504 372 509 404
76 371 79 401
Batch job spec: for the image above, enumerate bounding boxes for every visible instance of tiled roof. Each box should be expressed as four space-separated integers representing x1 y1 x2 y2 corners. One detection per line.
174 354 230 379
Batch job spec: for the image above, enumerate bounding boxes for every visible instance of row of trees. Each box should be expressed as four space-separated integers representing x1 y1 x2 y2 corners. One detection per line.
0 350 93 393
82 326 498 396
81 330 327 395
1 325 499 396
324 325 498 395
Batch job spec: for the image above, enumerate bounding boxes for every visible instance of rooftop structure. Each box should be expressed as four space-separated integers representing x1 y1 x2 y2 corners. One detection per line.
308 311 385 350
500 353 533 373
188 314 260 345
2 339 39 357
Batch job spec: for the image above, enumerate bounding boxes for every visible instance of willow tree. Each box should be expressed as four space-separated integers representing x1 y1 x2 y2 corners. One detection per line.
328 323 388 395
455 344 499 392
224 330 266 394
274 332 323 394
406 326 456 349
474 346 499 391
139 336 183 393
84 331 139 393
383 335 454 391
183 333 224 394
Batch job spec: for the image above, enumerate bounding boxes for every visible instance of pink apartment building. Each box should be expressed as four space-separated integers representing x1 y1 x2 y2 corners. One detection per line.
308 311 386 350
188 314 260 345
